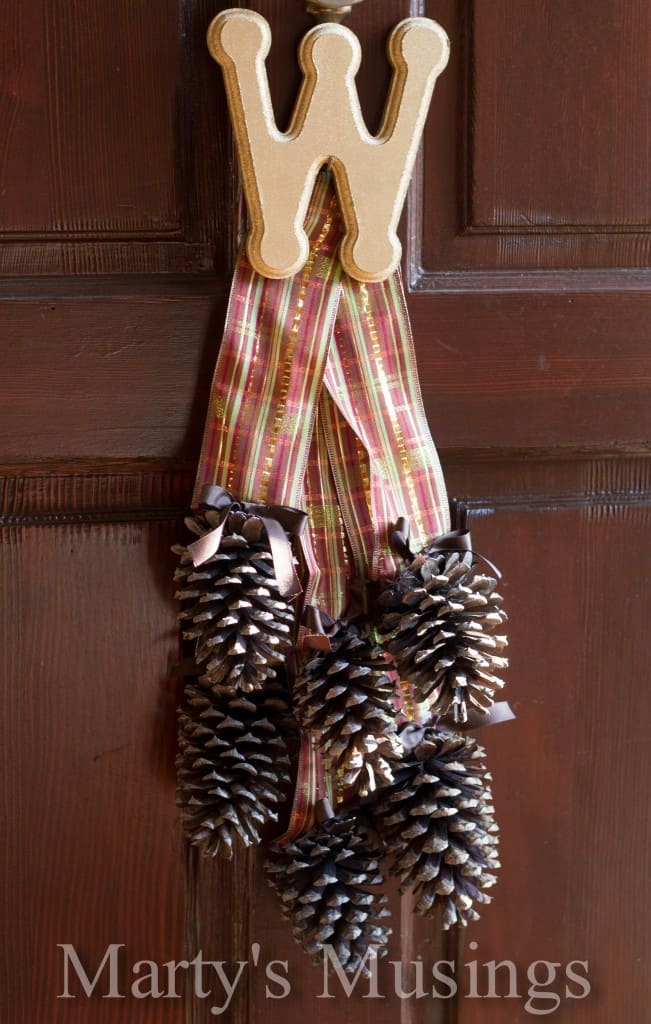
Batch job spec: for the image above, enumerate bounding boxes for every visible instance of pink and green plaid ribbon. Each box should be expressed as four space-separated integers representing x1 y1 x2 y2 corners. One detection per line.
194 170 449 621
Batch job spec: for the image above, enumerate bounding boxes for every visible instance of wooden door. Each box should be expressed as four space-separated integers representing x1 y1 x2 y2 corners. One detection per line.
1 1 649 1021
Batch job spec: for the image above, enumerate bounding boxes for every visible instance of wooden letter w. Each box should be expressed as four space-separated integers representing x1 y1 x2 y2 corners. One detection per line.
208 10 449 282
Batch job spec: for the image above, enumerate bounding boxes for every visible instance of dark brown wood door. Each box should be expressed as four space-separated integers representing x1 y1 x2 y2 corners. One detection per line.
1 2 649 1021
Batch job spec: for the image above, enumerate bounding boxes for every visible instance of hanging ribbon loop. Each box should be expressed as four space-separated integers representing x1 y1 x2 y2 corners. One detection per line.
429 528 502 579
391 518 502 579
187 484 307 599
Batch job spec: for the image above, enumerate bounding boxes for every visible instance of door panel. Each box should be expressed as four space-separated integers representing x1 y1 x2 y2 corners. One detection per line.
1 1 649 1021
417 0 651 280
0 488 187 1021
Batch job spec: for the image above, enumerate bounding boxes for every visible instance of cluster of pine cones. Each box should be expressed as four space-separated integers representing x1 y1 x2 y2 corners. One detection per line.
174 507 298 858
174 504 508 970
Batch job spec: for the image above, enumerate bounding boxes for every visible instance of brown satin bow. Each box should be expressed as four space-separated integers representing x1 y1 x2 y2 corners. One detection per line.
399 700 516 752
187 484 307 599
391 516 502 579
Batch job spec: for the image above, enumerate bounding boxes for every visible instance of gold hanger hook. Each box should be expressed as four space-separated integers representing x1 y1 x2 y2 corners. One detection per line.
304 0 366 24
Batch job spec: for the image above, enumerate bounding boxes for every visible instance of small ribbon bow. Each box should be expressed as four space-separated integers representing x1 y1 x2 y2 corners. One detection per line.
187 484 307 599
391 517 502 579
399 700 516 752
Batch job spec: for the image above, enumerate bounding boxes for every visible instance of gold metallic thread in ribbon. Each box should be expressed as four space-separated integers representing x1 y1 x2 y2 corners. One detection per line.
275 732 333 843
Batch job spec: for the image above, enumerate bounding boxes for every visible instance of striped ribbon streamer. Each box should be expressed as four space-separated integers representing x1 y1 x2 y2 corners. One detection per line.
321 271 449 590
193 168 449 620
192 172 342 515
279 731 335 844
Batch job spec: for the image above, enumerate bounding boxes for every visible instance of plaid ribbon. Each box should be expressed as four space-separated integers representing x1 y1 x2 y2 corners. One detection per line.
192 169 451 838
193 169 450 619
280 731 335 842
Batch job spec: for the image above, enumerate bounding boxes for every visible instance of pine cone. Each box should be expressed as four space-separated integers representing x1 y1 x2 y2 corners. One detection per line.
380 548 508 724
176 678 294 858
173 508 296 693
293 621 402 798
370 727 499 929
266 809 391 973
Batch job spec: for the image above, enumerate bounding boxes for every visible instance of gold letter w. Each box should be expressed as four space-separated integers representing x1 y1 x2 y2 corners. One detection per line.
208 10 449 282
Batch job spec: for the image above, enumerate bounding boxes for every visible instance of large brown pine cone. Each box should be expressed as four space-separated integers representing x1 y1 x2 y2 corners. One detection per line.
380 548 508 724
266 809 391 974
369 727 499 929
293 621 402 798
176 677 294 859
173 508 296 693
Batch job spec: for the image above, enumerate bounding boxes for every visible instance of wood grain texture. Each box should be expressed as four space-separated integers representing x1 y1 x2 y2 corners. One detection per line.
0 462 194 523
0 0 233 275
440 496 651 1023
415 0 651 286
0 291 227 462
1 286 649 463
2 452 649 519
408 290 651 452
0 515 186 1021
0 0 178 232
469 0 651 230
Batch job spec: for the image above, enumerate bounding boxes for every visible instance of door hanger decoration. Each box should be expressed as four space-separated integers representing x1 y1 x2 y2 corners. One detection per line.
174 0 514 973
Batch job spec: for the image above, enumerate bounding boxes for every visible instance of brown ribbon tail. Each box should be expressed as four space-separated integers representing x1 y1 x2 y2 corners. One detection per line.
464 700 515 731
428 528 472 554
187 518 227 567
262 503 309 540
315 796 335 824
303 605 337 650
390 516 413 561
471 549 502 579
262 516 302 599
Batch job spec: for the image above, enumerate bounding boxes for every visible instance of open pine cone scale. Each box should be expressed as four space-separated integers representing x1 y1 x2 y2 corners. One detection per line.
293 621 403 798
369 728 499 930
380 548 508 725
176 678 295 859
174 508 297 693
266 811 392 974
